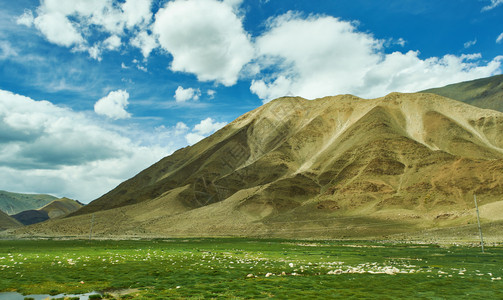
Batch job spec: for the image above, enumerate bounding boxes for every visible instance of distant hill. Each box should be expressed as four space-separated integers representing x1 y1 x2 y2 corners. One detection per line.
40 198 83 219
22 91 503 239
0 209 22 231
12 198 83 226
0 190 57 215
422 74 503 112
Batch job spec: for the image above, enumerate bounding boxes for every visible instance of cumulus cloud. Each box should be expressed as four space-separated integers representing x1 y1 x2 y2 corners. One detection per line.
121 0 153 29
250 13 503 102
174 86 201 102
131 31 158 58
94 90 131 119
153 0 254 86
104 35 122 50
20 0 153 60
16 10 34 27
185 117 227 145
0 89 175 202
34 12 84 47
207 89 216 99
175 122 189 134
482 0 503 11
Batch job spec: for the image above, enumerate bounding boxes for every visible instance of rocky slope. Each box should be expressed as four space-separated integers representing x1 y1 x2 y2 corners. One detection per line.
14 92 503 239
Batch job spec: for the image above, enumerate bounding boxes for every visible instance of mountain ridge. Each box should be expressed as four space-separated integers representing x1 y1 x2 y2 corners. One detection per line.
0 190 57 215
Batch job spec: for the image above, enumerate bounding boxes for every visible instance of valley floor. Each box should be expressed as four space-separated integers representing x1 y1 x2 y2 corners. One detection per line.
0 238 502 299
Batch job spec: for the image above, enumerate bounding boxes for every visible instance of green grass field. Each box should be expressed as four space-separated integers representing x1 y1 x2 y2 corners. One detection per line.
0 238 502 299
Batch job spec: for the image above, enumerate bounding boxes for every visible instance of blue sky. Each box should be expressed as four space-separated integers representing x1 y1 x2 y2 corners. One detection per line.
0 0 502 203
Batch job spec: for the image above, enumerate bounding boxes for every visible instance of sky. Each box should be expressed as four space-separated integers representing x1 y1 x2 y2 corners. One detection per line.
0 0 502 203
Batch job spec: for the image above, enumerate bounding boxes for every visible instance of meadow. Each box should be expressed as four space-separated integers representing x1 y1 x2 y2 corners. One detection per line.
0 238 502 299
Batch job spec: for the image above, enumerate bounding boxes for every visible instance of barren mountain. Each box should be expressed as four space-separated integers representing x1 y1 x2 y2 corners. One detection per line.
13 92 503 239
12 198 83 226
0 209 22 231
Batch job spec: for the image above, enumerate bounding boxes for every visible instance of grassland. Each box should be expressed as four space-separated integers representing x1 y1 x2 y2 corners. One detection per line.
0 238 502 299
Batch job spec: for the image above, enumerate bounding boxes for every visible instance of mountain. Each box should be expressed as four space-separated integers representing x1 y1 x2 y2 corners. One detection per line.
422 74 503 112
12 198 83 226
17 91 503 239
40 197 84 219
0 209 22 231
0 190 57 215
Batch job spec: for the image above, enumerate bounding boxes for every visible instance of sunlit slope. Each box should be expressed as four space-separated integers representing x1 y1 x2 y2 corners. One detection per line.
40 198 83 219
0 210 22 230
422 74 503 112
20 92 503 238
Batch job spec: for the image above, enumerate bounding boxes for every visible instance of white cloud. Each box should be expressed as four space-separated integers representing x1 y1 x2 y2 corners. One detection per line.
396 38 406 47
175 122 189 134
0 41 18 60
194 117 226 135
174 86 201 102
360 52 503 98
34 12 84 47
497 33 503 44
87 43 102 61
24 0 154 55
153 0 254 86
482 0 503 11
16 10 34 27
131 31 158 58
464 39 477 49
104 35 122 50
0 89 172 202
94 89 131 119
250 13 503 102
222 0 244 9
121 0 153 29
207 89 216 99
185 117 227 145
185 132 206 145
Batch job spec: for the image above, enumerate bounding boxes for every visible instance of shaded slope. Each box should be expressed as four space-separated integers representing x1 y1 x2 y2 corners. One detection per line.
18 92 503 239
13 198 83 226
0 209 22 230
0 191 57 215
422 74 503 112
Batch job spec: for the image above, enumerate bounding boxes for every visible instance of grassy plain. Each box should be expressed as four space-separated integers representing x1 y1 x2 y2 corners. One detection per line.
0 238 502 299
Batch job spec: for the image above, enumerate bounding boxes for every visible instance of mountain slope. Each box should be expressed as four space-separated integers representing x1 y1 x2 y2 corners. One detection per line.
422 74 503 112
0 210 22 231
12 198 83 226
0 191 57 215
17 92 503 239
40 198 83 219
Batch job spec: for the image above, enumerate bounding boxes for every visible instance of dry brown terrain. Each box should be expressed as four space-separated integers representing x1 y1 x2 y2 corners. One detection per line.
8 92 503 241
11 198 83 226
0 210 22 230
